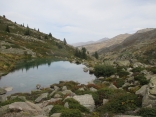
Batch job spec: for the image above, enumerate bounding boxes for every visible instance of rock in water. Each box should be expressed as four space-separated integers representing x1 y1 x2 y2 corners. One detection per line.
73 94 95 112
4 87 13 92
36 84 41 89
0 87 7 95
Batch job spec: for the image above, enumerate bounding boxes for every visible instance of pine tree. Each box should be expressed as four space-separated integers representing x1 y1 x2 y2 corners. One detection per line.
48 33 52 37
95 51 99 59
38 28 39 32
24 27 30 35
64 38 67 45
5 25 10 33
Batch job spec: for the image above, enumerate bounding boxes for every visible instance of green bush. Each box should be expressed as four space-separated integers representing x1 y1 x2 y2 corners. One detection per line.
152 69 156 74
114 78 125 88
132 67 143 72
94 64 116 77
137 108 156 117
61 109 82 117
134 75 149 85
49 105 66 116
97 92 141 113
118 71 129 77
49 105 82 117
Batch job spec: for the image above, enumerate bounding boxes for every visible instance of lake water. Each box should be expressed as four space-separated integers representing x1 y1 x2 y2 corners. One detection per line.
0 61 95 95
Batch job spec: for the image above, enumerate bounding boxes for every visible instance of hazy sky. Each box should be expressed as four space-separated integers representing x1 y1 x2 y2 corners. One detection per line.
1 0 156 44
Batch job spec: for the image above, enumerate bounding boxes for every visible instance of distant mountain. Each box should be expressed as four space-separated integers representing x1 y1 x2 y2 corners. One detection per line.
72 37 109 47
98 28 156 64
78 34 131 53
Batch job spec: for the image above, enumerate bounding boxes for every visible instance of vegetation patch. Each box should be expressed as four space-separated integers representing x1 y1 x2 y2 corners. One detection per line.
97 92 141 114
137 108 156 117
94 64 116 77
134 75 149 85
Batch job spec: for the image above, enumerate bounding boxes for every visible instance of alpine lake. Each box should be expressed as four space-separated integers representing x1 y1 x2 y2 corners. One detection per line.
0 59 95 95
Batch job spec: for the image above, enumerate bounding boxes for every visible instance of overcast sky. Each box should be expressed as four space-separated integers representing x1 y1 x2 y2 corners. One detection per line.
1 0 156 44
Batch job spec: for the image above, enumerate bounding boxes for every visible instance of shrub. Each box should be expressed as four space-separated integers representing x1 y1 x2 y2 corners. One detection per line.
97 92 141 113
118 71 129 77
94 64 116 77
134 75 149 85
132 67 143 72
49 105 82 117
113 78 125 88
151 69 156 74
137 108 156 117
49 105 66 116
61 109 82 117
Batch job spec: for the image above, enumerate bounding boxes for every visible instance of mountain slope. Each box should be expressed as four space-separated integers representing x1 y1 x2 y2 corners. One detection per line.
0 16 75 75
98 28 156 64
78 34 131 53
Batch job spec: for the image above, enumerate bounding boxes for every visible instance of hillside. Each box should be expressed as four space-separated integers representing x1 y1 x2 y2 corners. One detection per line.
78 34 130 53
0 16 76 76
98 28 156 64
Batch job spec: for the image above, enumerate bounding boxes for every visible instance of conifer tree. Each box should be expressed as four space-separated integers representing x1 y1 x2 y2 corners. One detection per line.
95 51 99 59
5 25 10 33
24 27 30 35
64 38 67 45
48 33 52 37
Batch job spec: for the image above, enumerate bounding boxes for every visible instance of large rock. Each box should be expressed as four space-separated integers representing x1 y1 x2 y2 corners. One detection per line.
62 86 67 91
62 90 73 95
135 85 147 96
137 77 156 107
42 105 53 116
35 93 48 103
73 94 95 112
8 101 42 115
0 87 7 95
108 83 117 89
90 87 97 92
54 86 60 91
50 113 61 117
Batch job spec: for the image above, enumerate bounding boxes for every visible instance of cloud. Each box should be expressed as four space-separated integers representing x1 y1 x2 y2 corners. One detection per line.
1 0 156 43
